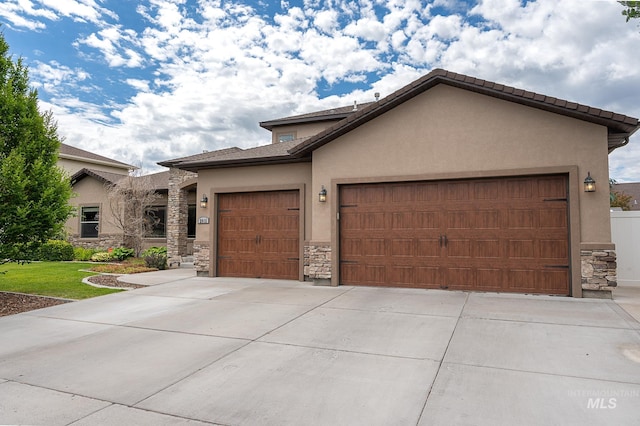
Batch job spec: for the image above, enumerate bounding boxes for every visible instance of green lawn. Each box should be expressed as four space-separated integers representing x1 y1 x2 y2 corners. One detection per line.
0 262 122 299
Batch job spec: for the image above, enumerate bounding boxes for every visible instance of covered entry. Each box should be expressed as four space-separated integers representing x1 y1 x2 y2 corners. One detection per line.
339 175 570 295
217 190 300 279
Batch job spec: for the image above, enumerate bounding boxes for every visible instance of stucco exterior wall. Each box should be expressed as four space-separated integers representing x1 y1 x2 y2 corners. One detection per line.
58 157 130 176
194 162 312 275
66 177 122 237
311 84 611 247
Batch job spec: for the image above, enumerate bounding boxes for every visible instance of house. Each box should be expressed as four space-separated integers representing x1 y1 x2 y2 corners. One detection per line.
161 69 639 298
58 143 134 176
612 182 640 210
57 144 194 252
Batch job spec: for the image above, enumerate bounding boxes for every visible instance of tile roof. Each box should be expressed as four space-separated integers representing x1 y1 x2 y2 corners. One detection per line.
70 168 170 191
70 168 128 185
259 102 374 130
158 147 244 166
59 143 134 169
160 138 310 172
288 68 640 156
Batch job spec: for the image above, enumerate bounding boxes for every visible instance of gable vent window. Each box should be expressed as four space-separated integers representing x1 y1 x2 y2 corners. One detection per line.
277 133 295 142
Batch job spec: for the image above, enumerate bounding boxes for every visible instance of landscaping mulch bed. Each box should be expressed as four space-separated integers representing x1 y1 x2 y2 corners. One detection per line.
0 292 70 317
86 274 146 289
1 275 146 317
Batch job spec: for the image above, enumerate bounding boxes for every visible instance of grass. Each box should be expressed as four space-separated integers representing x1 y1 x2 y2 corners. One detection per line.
0 262 122 300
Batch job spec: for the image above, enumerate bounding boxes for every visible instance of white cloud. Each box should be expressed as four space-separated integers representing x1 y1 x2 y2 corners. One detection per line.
5 0 637 181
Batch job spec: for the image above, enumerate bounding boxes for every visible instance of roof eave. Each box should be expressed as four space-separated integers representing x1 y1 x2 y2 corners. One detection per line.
172 154 311 172
259 113 354 130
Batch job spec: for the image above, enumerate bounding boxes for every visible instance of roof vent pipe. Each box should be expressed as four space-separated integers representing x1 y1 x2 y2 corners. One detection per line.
352 101 357 111
375 92 380 101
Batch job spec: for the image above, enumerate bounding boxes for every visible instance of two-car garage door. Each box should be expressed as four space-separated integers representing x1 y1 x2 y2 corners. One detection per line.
339 175 570 295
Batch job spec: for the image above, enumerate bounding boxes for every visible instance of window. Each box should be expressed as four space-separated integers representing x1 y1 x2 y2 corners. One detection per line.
187 204 196 238
80 206 99 238
146 206 166 237
277 132 295 142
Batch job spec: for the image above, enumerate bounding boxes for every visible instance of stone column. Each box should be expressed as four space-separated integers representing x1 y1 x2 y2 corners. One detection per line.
304 243 332 285
167 168 197 266
581 247 617 299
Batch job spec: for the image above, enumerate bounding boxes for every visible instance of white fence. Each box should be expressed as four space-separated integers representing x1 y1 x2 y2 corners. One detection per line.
611 211 640 287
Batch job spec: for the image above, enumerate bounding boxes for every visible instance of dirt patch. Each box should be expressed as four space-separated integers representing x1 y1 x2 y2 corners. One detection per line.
0 292 70 317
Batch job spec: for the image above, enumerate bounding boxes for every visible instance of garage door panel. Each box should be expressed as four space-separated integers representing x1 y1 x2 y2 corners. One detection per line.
446 239 472 258
416 211 440 228
390 239 414 257
539 239 569 260
508 209 536 228
474 181 500 199
539 270 570 293
476 268 503 290
507 179 534 199
539 208 568 228
389 266 415 286
416 239 441 257
508 240 536 259
474 239 501 258
363 238 386 257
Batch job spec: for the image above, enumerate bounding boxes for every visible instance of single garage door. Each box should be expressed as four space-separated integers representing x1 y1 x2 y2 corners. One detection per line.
339 175 569 295
217 190 300 280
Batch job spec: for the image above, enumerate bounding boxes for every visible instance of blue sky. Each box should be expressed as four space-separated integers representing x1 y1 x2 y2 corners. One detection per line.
1 0 640 180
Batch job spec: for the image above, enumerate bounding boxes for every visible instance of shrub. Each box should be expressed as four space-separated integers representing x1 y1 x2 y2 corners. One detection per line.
144 253 167 270
74 247 98 261
90 251 113 262
38 240 74 261
141 246 167 270
112 247 135 261
141 246 167 257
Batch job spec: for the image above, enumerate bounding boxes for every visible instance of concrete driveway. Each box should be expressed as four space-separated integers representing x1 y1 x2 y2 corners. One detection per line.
1 270 639 425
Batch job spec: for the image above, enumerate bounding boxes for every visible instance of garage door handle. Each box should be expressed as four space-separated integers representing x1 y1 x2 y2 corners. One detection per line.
439 235 448 247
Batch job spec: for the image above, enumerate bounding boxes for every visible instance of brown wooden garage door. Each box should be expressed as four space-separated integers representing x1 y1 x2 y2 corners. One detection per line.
339 175 570 295
217 190 299 280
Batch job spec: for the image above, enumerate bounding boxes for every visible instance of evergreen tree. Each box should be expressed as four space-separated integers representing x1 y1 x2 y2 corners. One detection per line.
0 31 73 263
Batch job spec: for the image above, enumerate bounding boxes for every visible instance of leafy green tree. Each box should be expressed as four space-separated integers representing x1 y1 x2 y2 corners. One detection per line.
620 1 640 21
0 31 73 263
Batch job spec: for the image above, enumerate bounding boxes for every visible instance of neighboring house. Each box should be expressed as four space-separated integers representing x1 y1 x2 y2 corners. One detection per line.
64 168 197 253
56 143 196 253
613 182 640 210
58 143 134 176
160 69 639 298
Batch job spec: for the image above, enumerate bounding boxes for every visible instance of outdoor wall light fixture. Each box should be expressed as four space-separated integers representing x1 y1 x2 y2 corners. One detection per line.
319 186 327 203
200 194 208 208
584 172 596 192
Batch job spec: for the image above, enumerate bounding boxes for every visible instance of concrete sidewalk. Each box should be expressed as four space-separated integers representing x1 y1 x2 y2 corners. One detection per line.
1 272 639 425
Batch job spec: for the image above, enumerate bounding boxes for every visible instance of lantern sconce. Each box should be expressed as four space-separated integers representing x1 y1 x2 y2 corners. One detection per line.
318 185 327 203
200 194 208 208
584 172 596 193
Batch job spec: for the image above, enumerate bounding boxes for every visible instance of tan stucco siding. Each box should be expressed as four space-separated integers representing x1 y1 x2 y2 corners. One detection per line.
312 84 611 244
58 158 131 176
66 177 122 236
196 163 312 241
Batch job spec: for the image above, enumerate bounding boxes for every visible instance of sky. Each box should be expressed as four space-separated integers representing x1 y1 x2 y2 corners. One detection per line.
1 0 640 180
